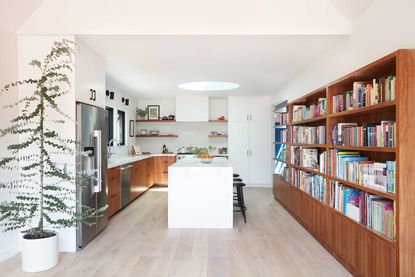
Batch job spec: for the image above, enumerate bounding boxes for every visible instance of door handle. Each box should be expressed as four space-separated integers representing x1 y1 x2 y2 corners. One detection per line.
246 115 249 121
93 130 102 193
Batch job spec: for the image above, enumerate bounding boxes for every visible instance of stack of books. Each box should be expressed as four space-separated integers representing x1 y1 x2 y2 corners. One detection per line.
332 76 396 113
328 150 396 194
291 126 326 144
275 112 288 125
330 181 394 240
331 121 396 147
290 146 324 171
291 168 326 203
292 98 326 122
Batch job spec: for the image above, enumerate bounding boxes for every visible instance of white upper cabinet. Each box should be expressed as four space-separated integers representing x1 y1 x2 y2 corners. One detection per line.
176 96 209 122
228 96 270 122
75 41 106 108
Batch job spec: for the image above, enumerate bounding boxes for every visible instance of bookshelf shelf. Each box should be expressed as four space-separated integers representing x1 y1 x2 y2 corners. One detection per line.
289 163 327 178
208 135 228 138
328 100 396 118
290 143 327 148
329 175 396 200
273 158 287 163
289 115 327 125
328 144 396 153
273 141 286 144
208 120 228 123
273 50 415 277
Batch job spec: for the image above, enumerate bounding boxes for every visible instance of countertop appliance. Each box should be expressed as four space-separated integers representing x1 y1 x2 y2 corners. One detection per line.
76 103 108 250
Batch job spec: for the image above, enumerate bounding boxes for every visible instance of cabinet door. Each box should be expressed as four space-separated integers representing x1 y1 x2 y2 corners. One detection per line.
138 159 148 193
131 163 140 200
75 41 105 108
107 167 121 217
228 122 250 182
228 97 250 122
249 97 270 122
147 157 155 188
248 122 271 185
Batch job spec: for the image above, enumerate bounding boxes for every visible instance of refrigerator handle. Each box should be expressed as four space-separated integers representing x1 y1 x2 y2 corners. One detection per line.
93 130 102 193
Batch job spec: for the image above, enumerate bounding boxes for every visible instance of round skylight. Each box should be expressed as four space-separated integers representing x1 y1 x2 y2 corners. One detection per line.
178 81 240 91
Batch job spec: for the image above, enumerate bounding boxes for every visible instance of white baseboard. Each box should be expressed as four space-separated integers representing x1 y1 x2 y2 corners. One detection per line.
0 241 19 263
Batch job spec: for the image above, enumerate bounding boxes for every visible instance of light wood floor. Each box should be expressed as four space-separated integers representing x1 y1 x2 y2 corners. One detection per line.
0 186 351 277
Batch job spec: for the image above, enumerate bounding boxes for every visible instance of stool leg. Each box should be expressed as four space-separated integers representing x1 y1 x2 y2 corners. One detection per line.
239 187 247 223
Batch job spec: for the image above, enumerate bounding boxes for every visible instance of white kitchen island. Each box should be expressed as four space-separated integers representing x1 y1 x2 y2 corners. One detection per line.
168 157 233 229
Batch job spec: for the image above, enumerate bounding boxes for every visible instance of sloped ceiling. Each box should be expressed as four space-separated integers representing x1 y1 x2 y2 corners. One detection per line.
0 0 44 32
328 0 378 22
17 0 351 35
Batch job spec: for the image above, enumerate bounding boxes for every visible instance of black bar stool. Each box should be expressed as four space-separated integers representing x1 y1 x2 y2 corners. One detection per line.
233 174 247 223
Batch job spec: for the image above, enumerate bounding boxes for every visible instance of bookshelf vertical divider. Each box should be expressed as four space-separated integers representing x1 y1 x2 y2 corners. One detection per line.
273 49 415 277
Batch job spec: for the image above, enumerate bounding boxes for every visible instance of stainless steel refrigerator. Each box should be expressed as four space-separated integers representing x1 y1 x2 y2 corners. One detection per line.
76 102 108 250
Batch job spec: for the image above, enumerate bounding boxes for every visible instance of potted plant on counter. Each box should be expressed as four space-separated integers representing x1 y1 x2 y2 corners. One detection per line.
0 39 107 272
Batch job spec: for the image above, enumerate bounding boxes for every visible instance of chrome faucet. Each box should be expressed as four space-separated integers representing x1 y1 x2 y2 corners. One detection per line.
177 146 185 153
107 139 119 159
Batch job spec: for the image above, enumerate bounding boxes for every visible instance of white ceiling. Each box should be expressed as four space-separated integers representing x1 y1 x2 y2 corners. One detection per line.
79 35 346 99
0 0 380 100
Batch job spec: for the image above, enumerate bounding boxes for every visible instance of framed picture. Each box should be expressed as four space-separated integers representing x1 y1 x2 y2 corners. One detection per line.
148 105 160 120
129 120 134 137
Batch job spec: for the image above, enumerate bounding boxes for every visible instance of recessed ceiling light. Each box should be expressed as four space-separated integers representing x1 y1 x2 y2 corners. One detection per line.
178 81 240 91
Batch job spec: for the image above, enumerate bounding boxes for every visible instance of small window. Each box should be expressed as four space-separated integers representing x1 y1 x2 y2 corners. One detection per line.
117 110 125 146
106 106 114 143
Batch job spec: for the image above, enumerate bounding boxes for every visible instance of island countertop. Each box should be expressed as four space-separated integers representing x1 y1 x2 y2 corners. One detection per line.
170 157 231 168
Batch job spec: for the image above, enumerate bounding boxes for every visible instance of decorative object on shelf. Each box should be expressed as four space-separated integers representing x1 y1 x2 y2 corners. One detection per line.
139 129 148 135
129 120 134 137
161 116 169 120
162 144 168 153
168 115 175 120
0 40 107 272
217 115 226 121
136 107 148 120
148 105 160 120
218 147 228 154
149 130 160 135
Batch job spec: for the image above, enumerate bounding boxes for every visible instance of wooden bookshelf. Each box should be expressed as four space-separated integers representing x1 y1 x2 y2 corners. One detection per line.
208 134 228 138
273 50 415 277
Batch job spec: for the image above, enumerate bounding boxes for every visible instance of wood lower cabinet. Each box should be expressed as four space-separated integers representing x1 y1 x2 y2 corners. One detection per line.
131 159 148 200
106 156 176 218
154 156 176 185
273 175 396 277
107 167 121 218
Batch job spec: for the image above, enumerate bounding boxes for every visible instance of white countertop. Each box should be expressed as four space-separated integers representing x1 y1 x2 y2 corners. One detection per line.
107 153 176 169
171 157 231 168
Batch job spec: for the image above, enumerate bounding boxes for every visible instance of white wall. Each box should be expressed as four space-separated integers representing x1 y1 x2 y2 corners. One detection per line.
136 98 228 154
18 35 77 252
105 84 139 156
276 0 415 103
0 27 20 263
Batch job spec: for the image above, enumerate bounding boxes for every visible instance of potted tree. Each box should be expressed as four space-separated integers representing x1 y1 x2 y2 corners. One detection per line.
0 39 107 272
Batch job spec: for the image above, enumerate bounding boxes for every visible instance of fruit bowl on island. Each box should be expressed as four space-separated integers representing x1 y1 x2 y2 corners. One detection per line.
198 153 214 163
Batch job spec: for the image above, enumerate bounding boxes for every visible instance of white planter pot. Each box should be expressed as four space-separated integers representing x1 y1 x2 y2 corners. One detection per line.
21 231 58 272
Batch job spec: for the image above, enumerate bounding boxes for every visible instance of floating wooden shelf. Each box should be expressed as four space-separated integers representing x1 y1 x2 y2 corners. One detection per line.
273 141 286 144
136 120 176 122
329 144 396 153
136 134 178 138
290 115 327 125
208 120 228 123
208 135 228 138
